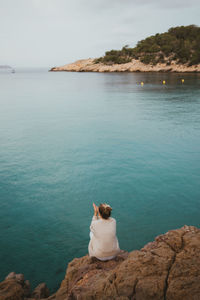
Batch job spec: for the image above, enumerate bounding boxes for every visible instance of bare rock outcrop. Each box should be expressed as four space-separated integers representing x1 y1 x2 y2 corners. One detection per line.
50 59 200 73
31 283 50 299
0 272 30 300
0 272 49 300
1 226 200 300
47 225 200 300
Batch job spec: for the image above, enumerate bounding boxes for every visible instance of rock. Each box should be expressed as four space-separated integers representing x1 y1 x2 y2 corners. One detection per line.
166 226 200 300
5 272 25 284
0 278 25 300
31 283 50 299
5 272 16 280
24 280 31 297
0 272 47 300
0 272 31 300
54 250 128 300
50 58 200 73
15 274 25 283
0 226 200 300
46 225 200 300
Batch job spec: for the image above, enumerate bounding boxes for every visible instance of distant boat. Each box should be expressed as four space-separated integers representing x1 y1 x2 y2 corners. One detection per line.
0 65 15 73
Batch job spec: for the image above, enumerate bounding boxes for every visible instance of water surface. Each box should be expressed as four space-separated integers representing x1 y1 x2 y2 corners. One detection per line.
0 69 200 292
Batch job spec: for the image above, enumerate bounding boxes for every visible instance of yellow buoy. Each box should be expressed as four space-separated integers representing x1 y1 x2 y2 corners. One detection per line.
141 81 144 86
163 80 166 85
181 79 184 83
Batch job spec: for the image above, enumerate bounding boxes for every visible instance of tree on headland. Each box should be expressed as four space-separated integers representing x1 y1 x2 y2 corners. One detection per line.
95 25 200 66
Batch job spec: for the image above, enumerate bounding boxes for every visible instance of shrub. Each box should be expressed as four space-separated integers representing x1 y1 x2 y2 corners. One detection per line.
95 25 200 66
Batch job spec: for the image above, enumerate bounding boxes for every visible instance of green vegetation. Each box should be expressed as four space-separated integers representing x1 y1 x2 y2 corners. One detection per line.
95 25 200 66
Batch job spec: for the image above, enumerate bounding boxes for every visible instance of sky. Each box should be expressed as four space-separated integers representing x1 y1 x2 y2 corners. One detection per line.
1 0 200 68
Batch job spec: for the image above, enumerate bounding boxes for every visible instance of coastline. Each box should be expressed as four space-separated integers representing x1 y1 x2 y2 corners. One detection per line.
50 58 200 73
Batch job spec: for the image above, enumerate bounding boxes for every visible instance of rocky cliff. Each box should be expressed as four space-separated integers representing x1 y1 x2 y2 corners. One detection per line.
1 225 200 300
50 59 200 73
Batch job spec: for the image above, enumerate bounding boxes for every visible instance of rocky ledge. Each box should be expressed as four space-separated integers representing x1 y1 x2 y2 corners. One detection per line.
50 59 200 73
1 225 200 300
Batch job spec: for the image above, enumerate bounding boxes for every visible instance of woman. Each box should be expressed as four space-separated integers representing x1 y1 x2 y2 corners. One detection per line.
88 203 120 261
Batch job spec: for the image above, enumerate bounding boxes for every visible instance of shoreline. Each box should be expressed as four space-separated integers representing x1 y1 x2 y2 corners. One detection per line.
50 58 200 73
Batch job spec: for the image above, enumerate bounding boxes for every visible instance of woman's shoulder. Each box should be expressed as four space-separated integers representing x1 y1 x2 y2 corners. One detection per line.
109 217 116 223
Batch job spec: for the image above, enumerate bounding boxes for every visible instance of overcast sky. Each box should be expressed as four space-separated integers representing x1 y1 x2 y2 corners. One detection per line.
1 0 200 68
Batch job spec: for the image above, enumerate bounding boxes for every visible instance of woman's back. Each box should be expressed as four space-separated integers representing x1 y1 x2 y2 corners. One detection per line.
88 204 120 260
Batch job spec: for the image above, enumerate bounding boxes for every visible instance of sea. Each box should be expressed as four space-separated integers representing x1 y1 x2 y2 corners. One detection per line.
0 68 200 293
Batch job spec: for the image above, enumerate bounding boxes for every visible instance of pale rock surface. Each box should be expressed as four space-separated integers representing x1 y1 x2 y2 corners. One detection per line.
50 59 200 73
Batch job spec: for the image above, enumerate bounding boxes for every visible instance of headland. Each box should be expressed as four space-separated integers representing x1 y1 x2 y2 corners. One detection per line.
50 25 200 73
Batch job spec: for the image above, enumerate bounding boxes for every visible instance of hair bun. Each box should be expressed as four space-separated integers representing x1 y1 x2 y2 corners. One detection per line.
99 203 112 219
104 204 112 211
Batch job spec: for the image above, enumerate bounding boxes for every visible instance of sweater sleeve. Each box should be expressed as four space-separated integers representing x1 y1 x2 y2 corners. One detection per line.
90 216 98 235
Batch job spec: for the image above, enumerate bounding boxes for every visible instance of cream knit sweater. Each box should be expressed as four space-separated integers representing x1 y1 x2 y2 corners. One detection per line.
88 216 120 259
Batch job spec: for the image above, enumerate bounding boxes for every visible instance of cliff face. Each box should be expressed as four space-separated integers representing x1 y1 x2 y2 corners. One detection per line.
50 59 200 73
1 225 200 300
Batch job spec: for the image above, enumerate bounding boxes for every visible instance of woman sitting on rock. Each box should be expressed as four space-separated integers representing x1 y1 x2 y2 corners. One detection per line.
88 203 120 261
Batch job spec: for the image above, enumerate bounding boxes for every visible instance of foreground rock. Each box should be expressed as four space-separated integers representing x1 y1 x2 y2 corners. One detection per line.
46 225 200 300
0 272 49 300
50 59 200 73
1 225 200 300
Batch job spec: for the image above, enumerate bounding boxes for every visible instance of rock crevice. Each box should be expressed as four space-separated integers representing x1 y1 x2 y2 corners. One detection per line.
163 251 176 300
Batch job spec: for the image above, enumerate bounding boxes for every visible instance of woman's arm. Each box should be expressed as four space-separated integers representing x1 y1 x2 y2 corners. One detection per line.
90 203 99 234
93 203 99 217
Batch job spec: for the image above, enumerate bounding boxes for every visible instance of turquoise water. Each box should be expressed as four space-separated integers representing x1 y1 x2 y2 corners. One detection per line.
0 69 200 292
